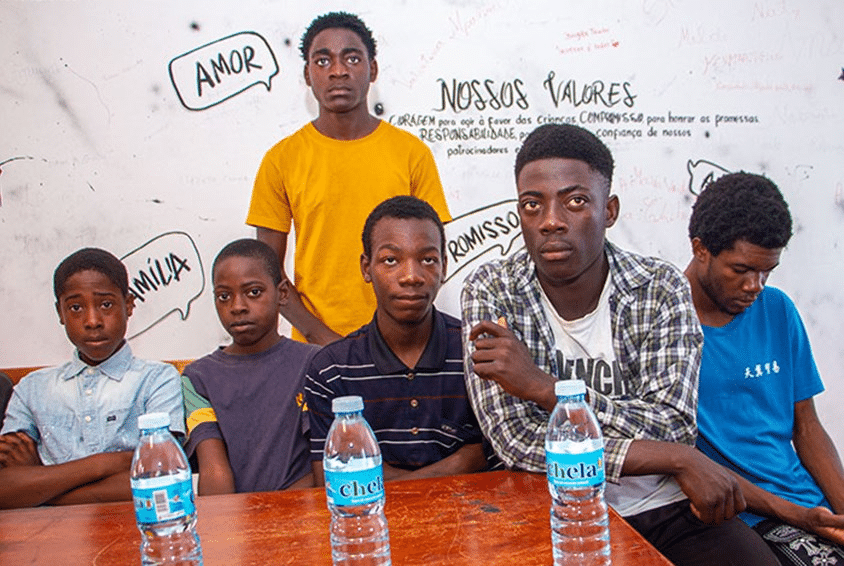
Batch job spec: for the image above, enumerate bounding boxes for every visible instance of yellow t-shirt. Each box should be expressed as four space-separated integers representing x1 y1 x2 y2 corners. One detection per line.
246 120 451 341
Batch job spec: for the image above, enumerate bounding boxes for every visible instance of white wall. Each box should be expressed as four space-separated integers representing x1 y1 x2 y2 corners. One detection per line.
2 0 842 445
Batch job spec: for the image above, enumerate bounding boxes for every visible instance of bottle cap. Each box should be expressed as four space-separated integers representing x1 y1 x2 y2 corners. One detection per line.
332 395 364 414
554 379 586 397
138 412 170 430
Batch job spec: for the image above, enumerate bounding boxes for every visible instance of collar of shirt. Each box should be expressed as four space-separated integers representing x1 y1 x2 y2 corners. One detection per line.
366 307 448 375
61 340 132 382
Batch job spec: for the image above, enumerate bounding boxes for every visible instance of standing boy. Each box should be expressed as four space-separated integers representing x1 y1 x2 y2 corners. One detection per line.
306 196 486 483
685 172 844 565
0 248 183 509
181 239 319 495
246 11 451 345
461 124 778 565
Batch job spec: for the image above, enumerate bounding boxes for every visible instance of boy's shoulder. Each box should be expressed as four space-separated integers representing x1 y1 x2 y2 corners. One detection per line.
185 339 319 380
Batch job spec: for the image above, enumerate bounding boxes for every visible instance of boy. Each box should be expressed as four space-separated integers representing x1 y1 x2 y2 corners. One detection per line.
306 196 486 483
685 172 844 564
247 11 451 345
181 239 318 495
0 248 183 509
462 124 778 565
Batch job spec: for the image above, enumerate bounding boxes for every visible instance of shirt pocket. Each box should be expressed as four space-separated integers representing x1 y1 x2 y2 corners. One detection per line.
36 412 78 465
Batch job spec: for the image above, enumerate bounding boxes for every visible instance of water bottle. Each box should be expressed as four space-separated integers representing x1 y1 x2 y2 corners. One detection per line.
323 395 391 566
131 412 203 566
545 380 611 565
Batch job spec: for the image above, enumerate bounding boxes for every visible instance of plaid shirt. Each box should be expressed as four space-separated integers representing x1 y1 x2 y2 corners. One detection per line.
461 241 702 483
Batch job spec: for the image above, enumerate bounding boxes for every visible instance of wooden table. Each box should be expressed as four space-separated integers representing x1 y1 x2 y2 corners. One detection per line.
0 471 671 565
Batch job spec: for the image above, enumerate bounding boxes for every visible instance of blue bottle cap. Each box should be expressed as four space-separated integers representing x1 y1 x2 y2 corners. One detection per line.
332 395 364 414
137 412 170 430
554 379 586 397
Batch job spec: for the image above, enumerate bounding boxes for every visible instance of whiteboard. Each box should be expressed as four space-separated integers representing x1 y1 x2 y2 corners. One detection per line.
2 0 843 445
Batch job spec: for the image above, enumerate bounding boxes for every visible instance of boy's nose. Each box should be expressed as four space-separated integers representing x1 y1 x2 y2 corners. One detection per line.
84 307 103 328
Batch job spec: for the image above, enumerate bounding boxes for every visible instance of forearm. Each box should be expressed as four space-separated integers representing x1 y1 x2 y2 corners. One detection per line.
0 451 132 509
46 471 132 506
386 443 487 482
279 287 341 346
795 416 844 513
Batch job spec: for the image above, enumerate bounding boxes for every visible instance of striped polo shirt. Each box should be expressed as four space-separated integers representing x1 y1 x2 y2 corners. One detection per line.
305 308 482 470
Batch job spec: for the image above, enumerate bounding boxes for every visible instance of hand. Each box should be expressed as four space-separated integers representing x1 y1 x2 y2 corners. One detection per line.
674 446 746 525
0 432 42 468
794 506 844 545
469 319 556 409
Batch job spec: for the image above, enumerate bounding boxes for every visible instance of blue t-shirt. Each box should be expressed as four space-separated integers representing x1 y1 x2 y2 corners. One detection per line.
696 286 828 526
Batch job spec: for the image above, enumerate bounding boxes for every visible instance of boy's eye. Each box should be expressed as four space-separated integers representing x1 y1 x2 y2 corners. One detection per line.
347 55 360 64
68 304 82 312
520 200 540 212
216 292 230 302
247 288 262 297
421 256 439 265
101 300 113 309
315 57 329 67
382 256 398 265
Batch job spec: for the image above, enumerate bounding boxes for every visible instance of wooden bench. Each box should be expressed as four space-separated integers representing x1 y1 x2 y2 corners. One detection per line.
2 360 194 385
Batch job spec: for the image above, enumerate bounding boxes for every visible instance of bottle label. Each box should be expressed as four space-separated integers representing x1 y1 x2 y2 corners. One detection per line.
325 464 385 507
546 448 605 489
131 470 195 524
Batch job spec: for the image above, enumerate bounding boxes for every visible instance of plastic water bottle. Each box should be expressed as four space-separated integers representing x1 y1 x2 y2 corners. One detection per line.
131 412 203 566
323 395 391 566
545 380 611 565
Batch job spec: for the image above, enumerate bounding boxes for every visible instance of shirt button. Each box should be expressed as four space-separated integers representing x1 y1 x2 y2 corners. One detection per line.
597 411 606 420
411 427 419 435
85 389 93 396
406 372 415 381
86 368 96 376
410 399 419 408
84 415 92 423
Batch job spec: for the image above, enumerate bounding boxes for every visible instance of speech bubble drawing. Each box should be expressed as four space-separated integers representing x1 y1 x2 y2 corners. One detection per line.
444 199 524 283
687 159 731 196
169 31 279 111
121 231 205 339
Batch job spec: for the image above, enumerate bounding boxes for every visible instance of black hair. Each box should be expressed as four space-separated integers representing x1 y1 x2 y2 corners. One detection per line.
213 239 283 285
53 248 129 300
689 172 793 256
300 11 377 61
361 196 446 259
514 124 614 186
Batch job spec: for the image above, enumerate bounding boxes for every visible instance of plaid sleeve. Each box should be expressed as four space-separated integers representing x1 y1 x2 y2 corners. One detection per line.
461 264 549 473
590 260 702 483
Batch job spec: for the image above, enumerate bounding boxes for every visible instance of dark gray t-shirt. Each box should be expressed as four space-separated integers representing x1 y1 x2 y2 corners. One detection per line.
182 338 319 492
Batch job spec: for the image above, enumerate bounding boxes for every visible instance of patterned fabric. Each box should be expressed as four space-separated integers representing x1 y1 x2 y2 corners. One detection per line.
755 519 844 566
305 309 483 470
2 342 184 465
461 241 703 483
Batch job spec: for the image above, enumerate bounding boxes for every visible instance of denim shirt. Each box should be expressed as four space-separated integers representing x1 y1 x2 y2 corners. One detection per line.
1 343 184 465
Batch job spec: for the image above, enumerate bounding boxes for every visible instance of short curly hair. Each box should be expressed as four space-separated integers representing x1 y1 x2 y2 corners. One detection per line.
54 248 129 300
514 124 614 186
213 239 283 286
362 196 445 259
689 172 792 256
300 12 377 61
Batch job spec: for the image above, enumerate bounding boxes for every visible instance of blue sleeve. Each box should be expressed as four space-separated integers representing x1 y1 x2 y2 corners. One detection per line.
781 291 824 402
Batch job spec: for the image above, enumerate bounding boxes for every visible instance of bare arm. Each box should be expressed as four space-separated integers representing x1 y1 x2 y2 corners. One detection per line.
794 398 844 513
195 438 236 496
0 440 133 509
622 440 746 525
726 466 844 545
45 469 132 506
311 444 486 486
256 227 342 346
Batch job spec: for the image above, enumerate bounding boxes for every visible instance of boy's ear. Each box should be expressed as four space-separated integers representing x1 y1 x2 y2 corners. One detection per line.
55 300 65 326
277 278 290 307
303 63 311 87
369 58 378 83
360 253 372 283
125 293 136 317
